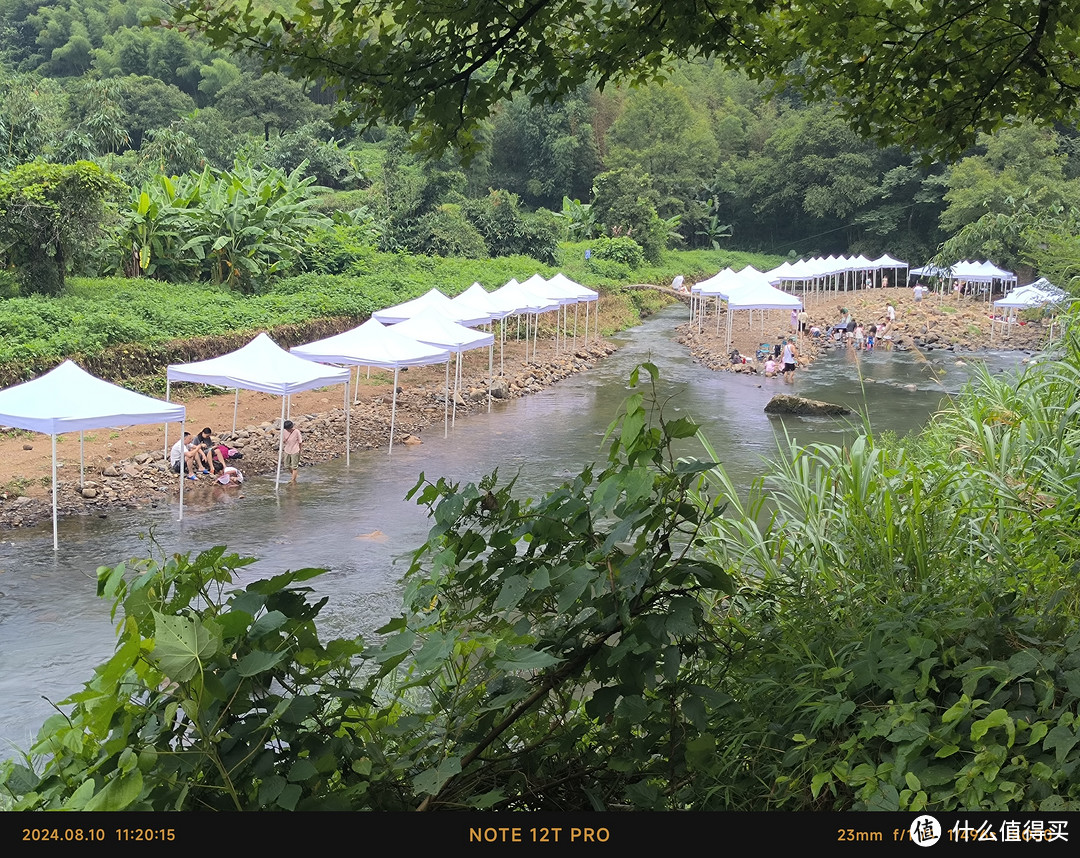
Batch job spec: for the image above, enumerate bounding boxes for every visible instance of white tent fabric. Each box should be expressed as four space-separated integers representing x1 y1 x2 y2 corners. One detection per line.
488 280 561 362
540 272 600 348
722 268 804 351
0 360 186 549
291 319 450 454
168 332 351 393
391 309 495 432
167 333 350 487
372 288 490 327
454 283 510 320
992 279 1070 341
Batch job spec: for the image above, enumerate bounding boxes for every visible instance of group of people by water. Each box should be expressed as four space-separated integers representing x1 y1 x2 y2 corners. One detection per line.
168 420 305 486
169 427 247 484
754 298 904 381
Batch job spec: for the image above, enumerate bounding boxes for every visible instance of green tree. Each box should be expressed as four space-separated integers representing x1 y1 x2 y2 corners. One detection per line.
215 72 323 141
939 124 1080 269
0 159 123 294
606 83 718 222
173 0 1080 158
486 87 599 209
591 168 666 263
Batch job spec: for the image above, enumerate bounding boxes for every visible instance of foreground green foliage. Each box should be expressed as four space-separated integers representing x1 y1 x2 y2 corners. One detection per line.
2 364 737 810
7 323 1080 810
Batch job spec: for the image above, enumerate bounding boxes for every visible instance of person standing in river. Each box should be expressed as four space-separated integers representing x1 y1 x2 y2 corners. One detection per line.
282 419 303 484
781 338 798 383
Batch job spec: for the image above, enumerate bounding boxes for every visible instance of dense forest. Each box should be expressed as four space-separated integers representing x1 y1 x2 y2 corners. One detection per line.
3 0 1080 300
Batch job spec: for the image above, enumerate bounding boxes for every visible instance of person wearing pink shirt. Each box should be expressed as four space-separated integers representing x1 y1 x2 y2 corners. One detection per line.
283 419 303 484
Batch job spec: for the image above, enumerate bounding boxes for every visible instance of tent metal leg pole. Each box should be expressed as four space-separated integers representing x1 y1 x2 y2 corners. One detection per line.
345 379 351 467
488 343 493 413
80 430 84 487
178 424 184 522
444 361 450 438
389 368 398 455
573 304 579 352
232 388 239 434
52 434 58 551
164 379 171 459
275 397 286 491
452 353 460 428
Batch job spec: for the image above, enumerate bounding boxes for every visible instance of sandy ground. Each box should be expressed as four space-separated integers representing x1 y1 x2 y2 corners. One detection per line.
676 285 1053 373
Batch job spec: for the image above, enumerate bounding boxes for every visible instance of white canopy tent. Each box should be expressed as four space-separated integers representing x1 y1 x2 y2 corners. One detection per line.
390 309 495 432
372 288 490 327
0 360 186 549
167 333 351 488
766 253 908 300
547 273 599 340
488 279 560 362
912 260 1016 301
532 272 600 351
453 282 515 375
992 279 1070 341
291 319 451 454
722 269 804 354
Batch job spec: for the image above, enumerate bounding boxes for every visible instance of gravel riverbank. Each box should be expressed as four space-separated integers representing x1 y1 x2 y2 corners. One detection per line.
676 286 1052 374
0 338 617 530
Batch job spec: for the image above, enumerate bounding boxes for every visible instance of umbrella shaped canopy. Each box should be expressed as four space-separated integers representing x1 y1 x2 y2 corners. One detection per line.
292 319 451 455
0 360 185 434
372 288 490 326
168 333 350 488
390 308 495 352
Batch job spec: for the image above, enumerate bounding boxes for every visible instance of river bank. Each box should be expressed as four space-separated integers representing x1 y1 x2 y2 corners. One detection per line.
0 337 617 529
676 286 1053 372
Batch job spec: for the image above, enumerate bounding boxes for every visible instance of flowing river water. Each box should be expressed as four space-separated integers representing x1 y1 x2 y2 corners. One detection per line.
0 304 1031 752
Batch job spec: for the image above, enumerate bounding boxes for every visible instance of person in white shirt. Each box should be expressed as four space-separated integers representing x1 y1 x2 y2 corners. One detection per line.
169 432 201 478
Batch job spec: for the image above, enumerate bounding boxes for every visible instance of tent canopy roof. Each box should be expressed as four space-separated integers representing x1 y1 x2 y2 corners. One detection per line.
0 360 185 435
291 319 451 368
390 308 495 353
167 332 350 395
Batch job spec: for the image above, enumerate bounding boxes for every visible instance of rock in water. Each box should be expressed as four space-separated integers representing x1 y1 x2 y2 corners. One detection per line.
764 394 851 416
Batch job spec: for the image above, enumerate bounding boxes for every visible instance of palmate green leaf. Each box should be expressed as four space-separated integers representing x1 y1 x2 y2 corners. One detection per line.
83 770 143 812
413 757 462 796
492 642 561 672
150 612 220 682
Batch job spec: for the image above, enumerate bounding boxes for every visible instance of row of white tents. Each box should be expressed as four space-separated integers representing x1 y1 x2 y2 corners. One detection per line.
689 266 804 352
0 273 599 549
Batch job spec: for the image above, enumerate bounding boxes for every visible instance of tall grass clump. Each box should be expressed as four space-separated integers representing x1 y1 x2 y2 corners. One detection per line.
692 314 1080 810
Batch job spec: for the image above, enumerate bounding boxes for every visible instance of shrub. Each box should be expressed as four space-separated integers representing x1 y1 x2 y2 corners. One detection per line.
590 235 644 269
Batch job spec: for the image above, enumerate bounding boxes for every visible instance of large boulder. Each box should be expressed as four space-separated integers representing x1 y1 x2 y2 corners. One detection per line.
764 394 851 416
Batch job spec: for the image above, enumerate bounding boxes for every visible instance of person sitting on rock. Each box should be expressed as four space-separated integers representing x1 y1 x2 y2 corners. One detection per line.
169 431 202 478
764 357 778 377
195 427 227 474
